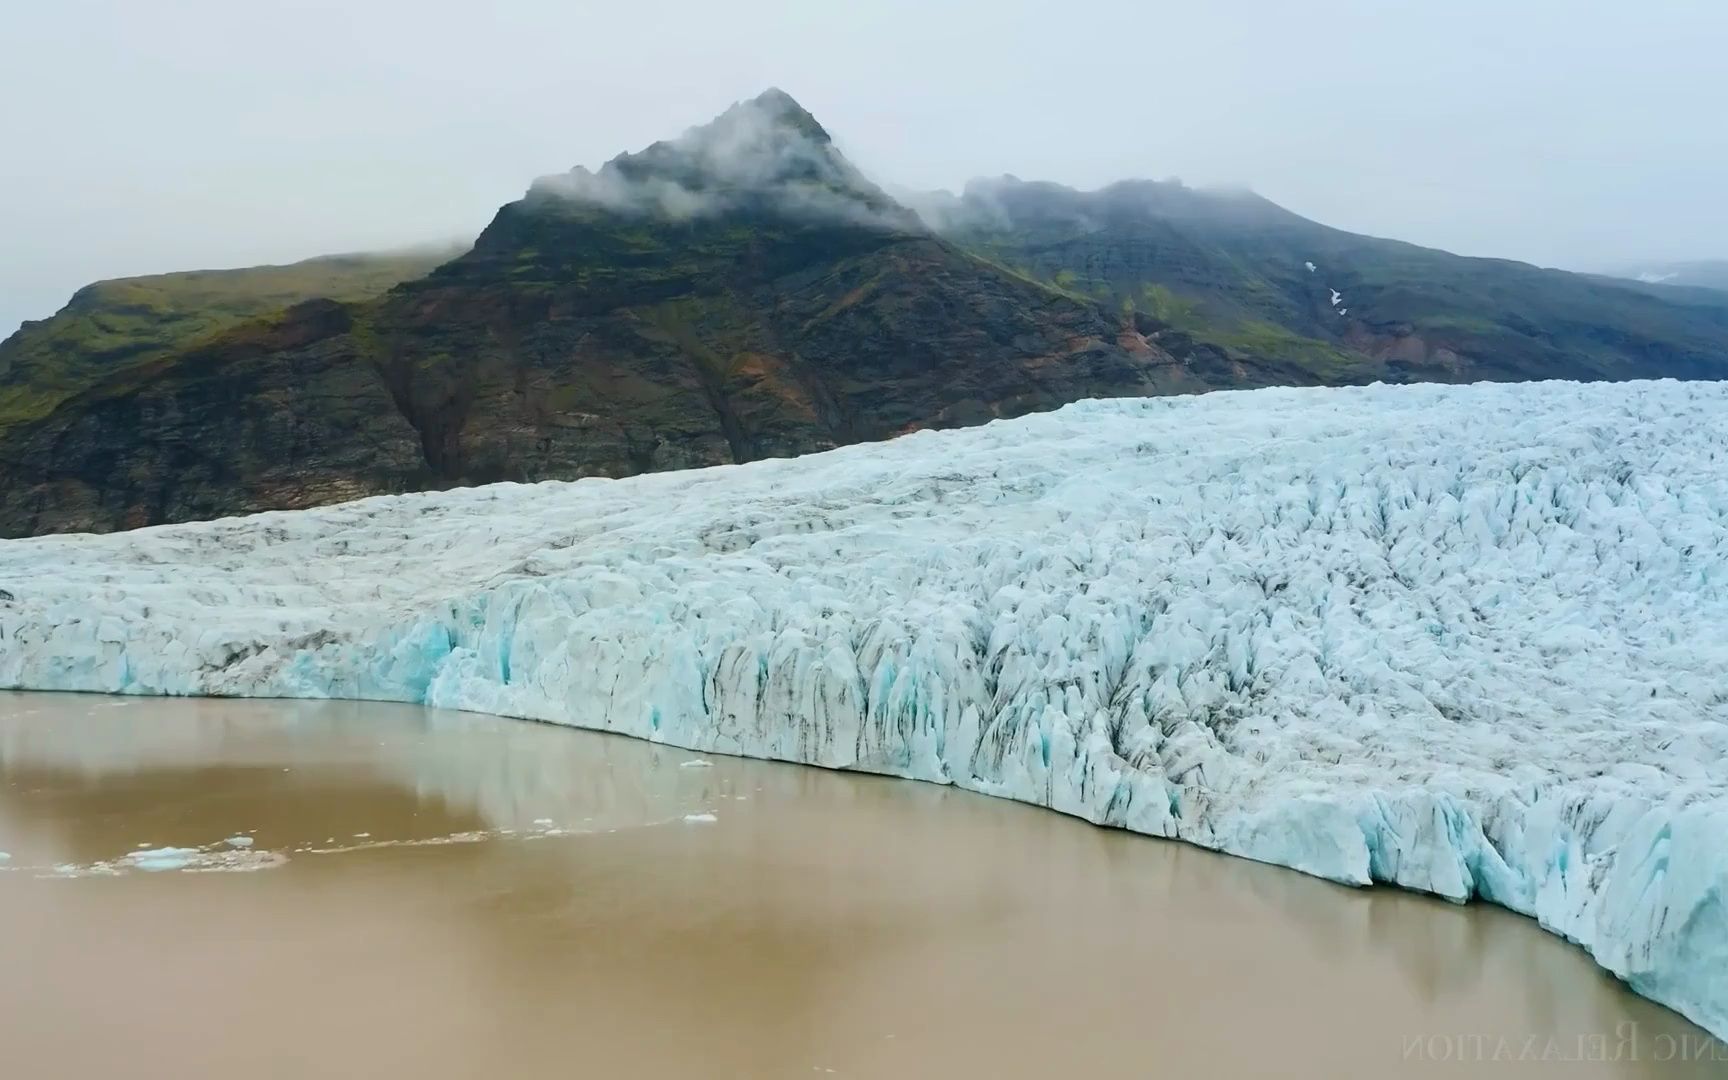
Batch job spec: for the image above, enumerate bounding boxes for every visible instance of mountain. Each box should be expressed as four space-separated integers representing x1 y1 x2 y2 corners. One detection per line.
0 91 1229 538
8 90 1728 538
924 177 1728 385
0 250 453 432
1607 259 1728 294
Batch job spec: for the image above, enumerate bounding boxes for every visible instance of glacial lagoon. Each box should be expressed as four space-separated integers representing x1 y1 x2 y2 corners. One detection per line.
0 692 1722 1079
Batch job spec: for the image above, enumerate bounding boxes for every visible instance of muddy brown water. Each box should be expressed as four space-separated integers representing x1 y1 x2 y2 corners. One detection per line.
0 692 1723 1079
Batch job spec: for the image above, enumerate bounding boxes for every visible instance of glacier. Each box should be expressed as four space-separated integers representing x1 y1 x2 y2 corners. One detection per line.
2 379 1726 1035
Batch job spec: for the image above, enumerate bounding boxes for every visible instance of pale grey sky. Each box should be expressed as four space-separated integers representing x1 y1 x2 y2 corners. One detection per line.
4 0 1726 336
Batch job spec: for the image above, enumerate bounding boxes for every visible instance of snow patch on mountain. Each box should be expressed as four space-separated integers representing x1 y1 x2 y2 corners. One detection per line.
2 380 1726 1035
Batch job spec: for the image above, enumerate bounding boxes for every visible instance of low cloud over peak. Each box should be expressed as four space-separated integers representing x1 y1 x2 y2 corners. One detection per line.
525 89 920 233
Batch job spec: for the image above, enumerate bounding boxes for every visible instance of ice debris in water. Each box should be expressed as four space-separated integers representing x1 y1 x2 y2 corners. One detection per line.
224 836 254 848
683 814 718 824
680 759 713 768
54 841 289 875
0 852 11 862
5 380 1728 1037
127 847 202 872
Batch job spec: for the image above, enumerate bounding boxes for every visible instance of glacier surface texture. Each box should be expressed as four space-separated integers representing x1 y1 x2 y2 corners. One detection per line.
3 380 1726 1035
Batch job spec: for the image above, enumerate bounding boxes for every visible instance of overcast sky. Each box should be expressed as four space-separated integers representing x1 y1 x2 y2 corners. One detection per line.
4 0 1726 336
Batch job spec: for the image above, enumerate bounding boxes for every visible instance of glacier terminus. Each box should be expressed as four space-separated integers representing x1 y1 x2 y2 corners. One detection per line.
2 379 1725 1037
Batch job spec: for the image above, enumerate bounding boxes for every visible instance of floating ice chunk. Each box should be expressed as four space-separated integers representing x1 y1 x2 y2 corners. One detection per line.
352 832 371 838
0 852 10 862
532 818 555 827
1329 288 1343 306
1304 261 1317 272
127 847 201 872
224 836 254 849
679 759 713 768
1338 308 1347 316
187 850 287 873
683 813 718 824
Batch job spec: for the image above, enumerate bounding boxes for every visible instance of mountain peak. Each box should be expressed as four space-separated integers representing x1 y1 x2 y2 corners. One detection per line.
522 88 911 230
741 86 828 142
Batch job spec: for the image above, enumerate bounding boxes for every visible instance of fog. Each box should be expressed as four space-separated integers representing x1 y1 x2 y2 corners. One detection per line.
528 89 920 232
3 0 1725 336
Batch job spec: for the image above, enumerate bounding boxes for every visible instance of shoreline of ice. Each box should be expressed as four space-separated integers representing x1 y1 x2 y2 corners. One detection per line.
3 380 1724 1037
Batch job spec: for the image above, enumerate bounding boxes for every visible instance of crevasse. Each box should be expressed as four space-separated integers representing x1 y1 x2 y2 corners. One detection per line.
3 379 1725 1036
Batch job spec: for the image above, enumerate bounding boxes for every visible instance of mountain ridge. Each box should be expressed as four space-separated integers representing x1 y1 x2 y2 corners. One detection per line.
921 174 1728 385
0 92 1209 536
6 89 1728 537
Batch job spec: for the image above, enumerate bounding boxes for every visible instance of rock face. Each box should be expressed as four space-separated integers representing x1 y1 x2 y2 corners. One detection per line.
0 92 1254 537
0 301 428 532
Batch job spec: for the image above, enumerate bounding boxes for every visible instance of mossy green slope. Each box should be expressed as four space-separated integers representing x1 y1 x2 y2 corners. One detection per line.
0 250 454 429
937 177 1728 385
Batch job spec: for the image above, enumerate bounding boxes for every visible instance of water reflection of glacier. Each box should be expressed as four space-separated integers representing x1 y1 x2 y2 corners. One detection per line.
0 693 737 832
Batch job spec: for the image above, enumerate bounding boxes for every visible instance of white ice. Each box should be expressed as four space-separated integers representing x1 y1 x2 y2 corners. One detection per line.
2 380 1726 1035
1305 261 1317 272
126 847 201 872
1329 288 1343 306
683 813 718 824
